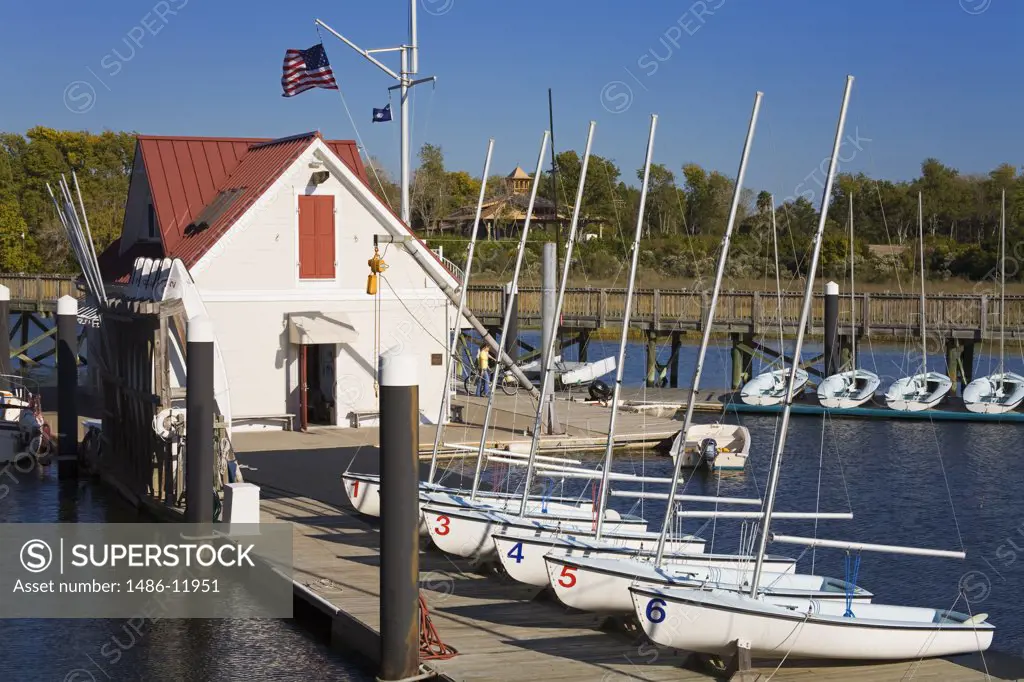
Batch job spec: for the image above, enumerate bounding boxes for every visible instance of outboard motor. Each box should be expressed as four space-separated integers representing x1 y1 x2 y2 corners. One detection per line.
589 379 613 402
699 438 719 467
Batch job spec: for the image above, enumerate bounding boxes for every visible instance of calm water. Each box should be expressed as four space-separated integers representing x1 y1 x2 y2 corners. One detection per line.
0 472 372 682
460 332 1024 655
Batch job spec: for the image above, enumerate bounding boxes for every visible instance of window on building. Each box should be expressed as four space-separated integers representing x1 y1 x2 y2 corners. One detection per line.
298 195 336 279
147 204 156 239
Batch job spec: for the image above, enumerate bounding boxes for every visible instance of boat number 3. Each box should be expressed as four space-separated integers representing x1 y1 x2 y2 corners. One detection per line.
435 515 450 536
646 598 666 623
506 542 524 564
351 481 359 496
557 565 577 588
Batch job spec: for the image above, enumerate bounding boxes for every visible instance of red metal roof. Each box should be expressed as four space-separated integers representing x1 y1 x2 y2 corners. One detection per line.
98 132 371 281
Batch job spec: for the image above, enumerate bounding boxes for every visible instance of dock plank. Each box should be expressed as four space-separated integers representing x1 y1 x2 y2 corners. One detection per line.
259 492 1008 682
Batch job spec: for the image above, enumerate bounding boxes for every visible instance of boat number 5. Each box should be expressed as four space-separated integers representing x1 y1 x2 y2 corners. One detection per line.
557 565 577 588
646 598 666 623
435 515 450 536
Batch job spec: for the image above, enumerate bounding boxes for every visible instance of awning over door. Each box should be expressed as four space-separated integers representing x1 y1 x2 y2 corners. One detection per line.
287 312 359 345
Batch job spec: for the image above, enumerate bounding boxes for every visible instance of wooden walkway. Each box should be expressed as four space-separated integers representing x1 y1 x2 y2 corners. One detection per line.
260 490 1009 681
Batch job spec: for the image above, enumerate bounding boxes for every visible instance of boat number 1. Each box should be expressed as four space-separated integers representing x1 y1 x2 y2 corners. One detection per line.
646 598 666 623
557 565 577 588
507 542 524 564
435 515 450 536
352 481 359 496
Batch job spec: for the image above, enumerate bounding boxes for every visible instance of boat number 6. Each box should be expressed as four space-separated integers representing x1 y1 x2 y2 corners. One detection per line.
557 565 577 588
435 515 450 536
646 598 666 623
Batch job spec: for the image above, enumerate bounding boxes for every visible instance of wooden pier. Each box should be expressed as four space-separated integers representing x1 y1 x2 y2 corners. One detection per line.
246 481 1010 681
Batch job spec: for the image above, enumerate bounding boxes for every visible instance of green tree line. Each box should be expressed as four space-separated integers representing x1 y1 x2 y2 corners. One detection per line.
2 127 1021 287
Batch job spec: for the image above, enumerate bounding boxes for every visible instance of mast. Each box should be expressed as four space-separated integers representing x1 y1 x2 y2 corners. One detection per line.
518 121 597 518
469 131 551 499
593 114 658 541
749 75 854 597
849 193 856 369
1000 189 1006 386
772 199 784 370
427 139 494 483
315 0 435 224
918 191 927 378
654 91 763 564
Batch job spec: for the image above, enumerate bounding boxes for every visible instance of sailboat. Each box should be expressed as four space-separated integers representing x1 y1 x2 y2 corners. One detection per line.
631 76 995 661
884 192 953 411
343 136 611 530
543 92 868 615
425 120 690 561
964 190 1024 414
817 194 880 408
667 422 750 471
740 207 809 406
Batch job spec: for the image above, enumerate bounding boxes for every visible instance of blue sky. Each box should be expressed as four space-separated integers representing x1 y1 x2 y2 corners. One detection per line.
2 0 1022 202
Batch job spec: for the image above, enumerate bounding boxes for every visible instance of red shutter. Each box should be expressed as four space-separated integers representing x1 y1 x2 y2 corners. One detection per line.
315 195 336 278
298 195 336 279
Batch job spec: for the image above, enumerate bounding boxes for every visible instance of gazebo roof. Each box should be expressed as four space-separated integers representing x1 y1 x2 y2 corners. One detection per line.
507 166 531 179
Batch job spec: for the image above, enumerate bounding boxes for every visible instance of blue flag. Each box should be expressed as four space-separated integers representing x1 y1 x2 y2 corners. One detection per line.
372 104 392 123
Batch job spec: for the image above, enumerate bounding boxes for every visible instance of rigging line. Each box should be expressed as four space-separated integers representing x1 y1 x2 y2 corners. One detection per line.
379 274 451 349
328 74 396 213
811 407 828 574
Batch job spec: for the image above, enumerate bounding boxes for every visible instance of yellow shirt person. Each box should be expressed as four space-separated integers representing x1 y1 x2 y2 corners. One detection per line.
476 346 491 396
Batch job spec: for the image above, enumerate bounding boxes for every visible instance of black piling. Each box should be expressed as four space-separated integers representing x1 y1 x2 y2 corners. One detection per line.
56 296 79 479
0 285 11 375
378 352 419 682
185 315 214 523
824 281 840 376
504 281 519 362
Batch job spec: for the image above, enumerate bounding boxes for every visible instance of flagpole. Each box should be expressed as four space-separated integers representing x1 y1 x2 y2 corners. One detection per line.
316 0 434 225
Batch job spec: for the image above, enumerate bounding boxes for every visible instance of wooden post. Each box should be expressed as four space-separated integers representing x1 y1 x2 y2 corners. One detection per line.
945 340 961 397
578 329 590 364
731 333 744 390
504 280 519 362
669 331 681 388
378 352 420 682
57 295 79 479
824 281 839 376
962 340 975 392
645 331 658 387
0 284 10 375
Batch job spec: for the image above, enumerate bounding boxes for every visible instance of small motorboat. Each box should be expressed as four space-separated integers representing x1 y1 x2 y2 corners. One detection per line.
668 422 749 470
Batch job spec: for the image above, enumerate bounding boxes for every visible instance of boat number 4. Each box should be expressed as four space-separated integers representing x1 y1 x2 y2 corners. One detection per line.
557 565 577 588
506 542 524 564
434 515 450 536
646 598 666 623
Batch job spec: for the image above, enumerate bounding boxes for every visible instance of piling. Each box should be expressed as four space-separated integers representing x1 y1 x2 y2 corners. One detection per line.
824 281 839 376
378 351 419 682
669 331 681 388
56 295 78 479
0 284 10 375
185 315 214 523
645 331 658 386
503 280 518 362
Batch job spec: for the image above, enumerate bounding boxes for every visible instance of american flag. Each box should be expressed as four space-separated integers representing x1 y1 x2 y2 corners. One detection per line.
281 44 339 97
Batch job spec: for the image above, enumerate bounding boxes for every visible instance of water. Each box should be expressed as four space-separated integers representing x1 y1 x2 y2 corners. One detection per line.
477 331 1024 654
0 471 372 682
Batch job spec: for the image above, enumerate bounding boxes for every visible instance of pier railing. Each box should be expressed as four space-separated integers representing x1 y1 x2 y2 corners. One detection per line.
3 274 1021 341
468 286 1024 341
0 274 80 311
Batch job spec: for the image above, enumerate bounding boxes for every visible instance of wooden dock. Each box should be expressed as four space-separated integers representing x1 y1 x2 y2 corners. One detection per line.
257 487 1011 681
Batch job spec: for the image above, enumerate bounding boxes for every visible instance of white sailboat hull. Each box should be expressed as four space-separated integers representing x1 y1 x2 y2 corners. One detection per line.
491 532 718 587
817 369 880 409
740 368 809 406
545 554 866 614
421 505 662 561
669 423 750 471
884 372 952 411
632 586 993 660
341 472 599 534
962 372 1024 414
